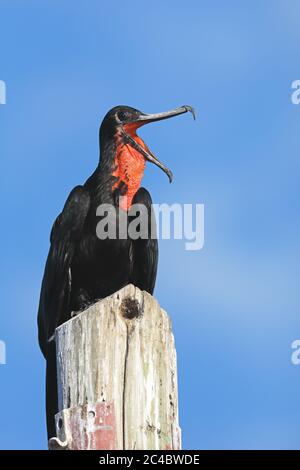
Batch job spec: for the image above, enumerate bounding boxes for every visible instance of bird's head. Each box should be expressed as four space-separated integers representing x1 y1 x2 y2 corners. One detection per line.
100 105 195 183
99 105 195 209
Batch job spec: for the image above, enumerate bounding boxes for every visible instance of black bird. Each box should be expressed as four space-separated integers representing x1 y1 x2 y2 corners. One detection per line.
37 104 195 439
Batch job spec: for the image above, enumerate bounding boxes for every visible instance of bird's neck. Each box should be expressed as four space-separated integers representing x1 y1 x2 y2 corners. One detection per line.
89 135 146 211
112 137 146 210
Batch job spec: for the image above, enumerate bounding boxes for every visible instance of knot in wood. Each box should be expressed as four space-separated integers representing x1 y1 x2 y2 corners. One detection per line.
121 297 141 319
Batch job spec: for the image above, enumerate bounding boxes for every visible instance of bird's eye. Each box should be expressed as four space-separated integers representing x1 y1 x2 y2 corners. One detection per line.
117 111 127 121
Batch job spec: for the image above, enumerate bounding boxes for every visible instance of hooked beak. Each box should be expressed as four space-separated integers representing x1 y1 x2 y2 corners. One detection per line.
137 105 196 125
121 105 195 183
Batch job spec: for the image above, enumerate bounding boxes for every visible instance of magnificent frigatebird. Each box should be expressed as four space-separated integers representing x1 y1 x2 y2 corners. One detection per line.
37 104 195 439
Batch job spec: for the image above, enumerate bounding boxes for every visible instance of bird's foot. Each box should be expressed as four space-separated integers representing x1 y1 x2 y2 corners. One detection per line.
71 298 103 318
70 309 84 318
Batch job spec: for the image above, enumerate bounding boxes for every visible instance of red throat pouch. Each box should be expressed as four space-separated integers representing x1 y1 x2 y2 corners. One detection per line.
112 133 147 211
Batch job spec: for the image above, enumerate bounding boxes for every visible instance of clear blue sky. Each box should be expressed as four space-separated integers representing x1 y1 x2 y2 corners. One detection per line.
1 0 300 450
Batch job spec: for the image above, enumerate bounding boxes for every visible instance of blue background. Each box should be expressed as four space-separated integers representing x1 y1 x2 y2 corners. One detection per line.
1 0 300 450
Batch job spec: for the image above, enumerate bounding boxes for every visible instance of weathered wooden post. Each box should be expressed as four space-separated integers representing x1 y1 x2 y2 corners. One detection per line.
49 284 181 450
